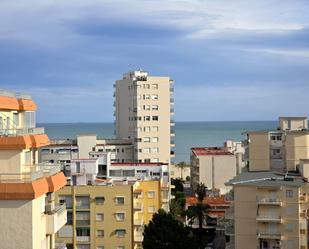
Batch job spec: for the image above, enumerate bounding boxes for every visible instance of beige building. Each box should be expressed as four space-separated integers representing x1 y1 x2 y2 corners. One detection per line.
190 147 237 194
56 185 133 249
245 117 309 173
227 117 309 249
0 89 67 249
114 70 174 164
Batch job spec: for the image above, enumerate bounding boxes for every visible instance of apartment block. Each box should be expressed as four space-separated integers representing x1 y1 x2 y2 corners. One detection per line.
245 117 309 172
190 147 237 195
114 70 174 164
56 185 133 249
226 117 309 249
0 90 67 249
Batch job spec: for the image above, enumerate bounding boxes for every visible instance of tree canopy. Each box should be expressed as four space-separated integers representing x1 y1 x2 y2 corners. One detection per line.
143 209 198 249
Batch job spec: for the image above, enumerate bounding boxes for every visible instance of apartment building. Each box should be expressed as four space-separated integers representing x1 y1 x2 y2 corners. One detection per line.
190 147 237 195
114 70 175 164
56 185 133 249
245 117 309 173
0 90 67 249
226 117 309 249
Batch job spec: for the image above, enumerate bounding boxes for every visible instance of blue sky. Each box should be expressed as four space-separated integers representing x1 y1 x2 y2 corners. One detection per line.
1 0 309 122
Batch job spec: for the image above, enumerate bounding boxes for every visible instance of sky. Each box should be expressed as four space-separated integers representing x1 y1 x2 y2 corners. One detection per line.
0 0 309 122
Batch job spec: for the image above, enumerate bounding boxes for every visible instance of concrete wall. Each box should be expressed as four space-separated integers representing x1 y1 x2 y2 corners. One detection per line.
249 133 270 171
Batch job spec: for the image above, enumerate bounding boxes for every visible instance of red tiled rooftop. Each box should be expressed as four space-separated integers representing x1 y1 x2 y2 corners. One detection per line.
186 196 229 206
191 147 233 156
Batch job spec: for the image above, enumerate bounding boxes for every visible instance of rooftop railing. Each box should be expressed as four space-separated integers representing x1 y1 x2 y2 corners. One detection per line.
0 89 32 99
0 127 45 136
0 163 61 183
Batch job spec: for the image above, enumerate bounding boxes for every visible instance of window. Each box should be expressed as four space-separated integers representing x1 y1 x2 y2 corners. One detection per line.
148 206 156 213
152 116 158 121
96 230 104 237
135 138 142 142
143 84 150 89
115 197 125 205
144 137 151 142
144 116 151 121
115 212 125 221
59 195 73 209
152 147 159 153
152 137 159 143
67 211 73 225
152 84 158 89
95 197 105 205
147 191 155 198
76 196 90 209
152 95 158 100
144 159 151 163
144 105 150 110
144 94 150 100
285 223 293 232
96 213 104 221
144 126 150 132
115 229 126 237
286 190 293 198
152 126 159 132
152 105 158 110
143 148 150 153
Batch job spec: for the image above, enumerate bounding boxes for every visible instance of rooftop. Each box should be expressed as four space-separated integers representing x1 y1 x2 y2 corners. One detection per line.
111 162 168 167
226 171 306 187
186 196 229 206
191 147 233 156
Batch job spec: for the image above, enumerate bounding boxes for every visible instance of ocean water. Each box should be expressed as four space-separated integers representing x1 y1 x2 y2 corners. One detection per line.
39 121 277 163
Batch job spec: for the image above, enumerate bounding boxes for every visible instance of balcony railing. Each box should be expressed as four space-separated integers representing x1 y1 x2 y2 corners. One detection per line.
257 197 281 205
134 202 143 211
134 235 143 242
76 236 90 242
134 219 144 226
0 127 45 136
46 204 67 235
54 241 67 249
0 163 61 183
256 215 282 223
76 220 90 226
257 232 282 240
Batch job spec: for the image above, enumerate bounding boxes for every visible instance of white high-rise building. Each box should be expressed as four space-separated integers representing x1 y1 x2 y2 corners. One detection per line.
114 70 175 164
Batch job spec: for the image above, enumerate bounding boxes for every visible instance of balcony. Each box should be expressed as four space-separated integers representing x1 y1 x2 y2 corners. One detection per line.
134 235 143 242
256 216 282 223
257 197 281 206
46 204 67 234
170 98 174 104
170 87 174 93
300 195 307 203
170 119 175 126
0 163 61 183
0 127 45 136
134 218 144 226
54 241 67 249
134 202 143 211
170 129 175 136
170 108 175 114
76 236 90 242
76 220 90 226
257 232 282 240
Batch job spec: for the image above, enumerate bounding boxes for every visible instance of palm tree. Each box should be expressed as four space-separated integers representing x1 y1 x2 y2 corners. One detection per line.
176 161 189 180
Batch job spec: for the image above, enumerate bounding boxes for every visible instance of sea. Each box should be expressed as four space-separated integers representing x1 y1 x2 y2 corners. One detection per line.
39 121 277 163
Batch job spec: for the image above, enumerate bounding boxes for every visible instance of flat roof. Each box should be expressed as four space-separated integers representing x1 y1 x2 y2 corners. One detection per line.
191 147 233 156
111 162 168 166
226 171 305 187
279 116 307 120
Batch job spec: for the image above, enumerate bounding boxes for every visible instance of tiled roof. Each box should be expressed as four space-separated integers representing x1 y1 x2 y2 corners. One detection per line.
191 147 233 156
186 196 229 206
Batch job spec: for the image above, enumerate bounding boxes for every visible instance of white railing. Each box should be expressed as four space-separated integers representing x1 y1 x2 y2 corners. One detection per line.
0 127 45 136
257 197 281 205
0 163 61 182
76 236 90 242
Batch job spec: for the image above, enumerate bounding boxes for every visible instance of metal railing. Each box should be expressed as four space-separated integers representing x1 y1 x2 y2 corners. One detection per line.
46 204 66 215
257 197 281 205
0 127 45 136
0 163 61 182
54 241 67 249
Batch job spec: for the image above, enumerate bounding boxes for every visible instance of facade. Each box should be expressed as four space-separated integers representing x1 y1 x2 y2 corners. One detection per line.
245 117 309 173
114 70 175 164
190 147 237 195
56 185 133 249
227 117 309 249
0 90 67 249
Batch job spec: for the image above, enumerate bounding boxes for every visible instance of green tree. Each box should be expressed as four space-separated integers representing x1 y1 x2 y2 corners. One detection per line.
175 161 189 180
143 209 198 249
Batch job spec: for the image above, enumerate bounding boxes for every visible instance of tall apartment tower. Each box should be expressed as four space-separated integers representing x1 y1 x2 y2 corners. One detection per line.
0 90 67 249
114 70 175 164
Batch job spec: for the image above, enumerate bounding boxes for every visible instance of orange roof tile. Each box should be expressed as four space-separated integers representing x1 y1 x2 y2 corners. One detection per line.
0 96 37 111
0 134 50 150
